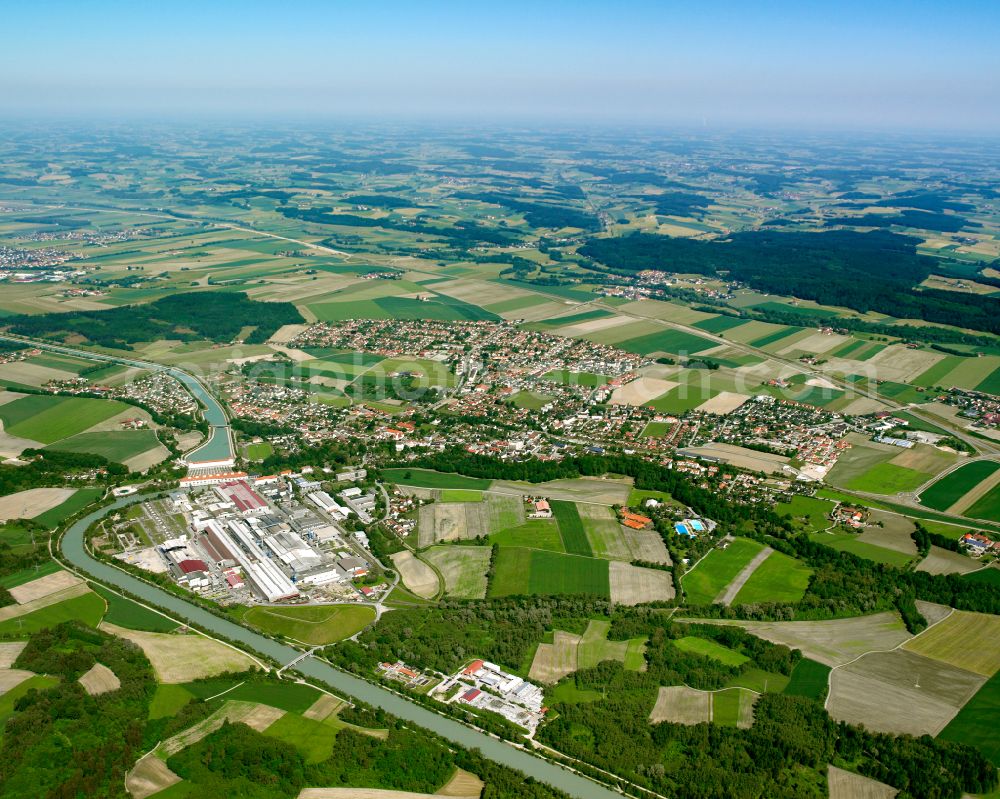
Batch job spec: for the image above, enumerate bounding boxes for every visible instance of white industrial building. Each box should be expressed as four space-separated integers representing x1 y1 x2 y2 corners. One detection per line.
203 519 299 602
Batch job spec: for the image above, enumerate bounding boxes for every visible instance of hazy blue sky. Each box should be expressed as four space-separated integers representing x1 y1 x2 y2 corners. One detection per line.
3 0 998 130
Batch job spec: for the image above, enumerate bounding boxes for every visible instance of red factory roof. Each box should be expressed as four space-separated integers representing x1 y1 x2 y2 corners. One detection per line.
461 688 481 702
463 659 485 675
225 572 244 587
219 480 268 512
178 559 209 574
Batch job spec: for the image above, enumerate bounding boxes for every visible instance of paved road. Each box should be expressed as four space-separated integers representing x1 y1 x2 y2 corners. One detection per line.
59 497 622 799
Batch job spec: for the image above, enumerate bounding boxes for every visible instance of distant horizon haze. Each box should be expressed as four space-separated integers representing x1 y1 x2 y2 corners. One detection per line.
1 0 998 132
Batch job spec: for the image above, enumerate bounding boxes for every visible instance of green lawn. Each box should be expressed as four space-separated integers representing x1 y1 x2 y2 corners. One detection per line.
90 583 179 632
783 658 831 701
844 462 931 494
939 670 1000 766
511 390 554 410
628 488 671 508
681 538 766 605
640 421 673 437
246 441 273 460
919 461 1000 511
32 488 104 529
543 369 609 387
693 315 748 334
0 591 106 635
490 519 564 552
550 500 593 557
808 532 914 567
732 551 813 605
439 489 483 503
624 638 647 671
0 395 128 444
647 384 720 414
673 636 750 666
381 468 491 490
243 604 375 645
548 681 604 705
963 567 1000 586
712 687 754 726
775 495 835 532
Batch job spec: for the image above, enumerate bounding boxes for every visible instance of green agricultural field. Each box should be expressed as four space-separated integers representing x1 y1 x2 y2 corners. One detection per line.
681 538 766 605
263 712 339 764
246 441 273 460
0 395 128 444
726 668 790 694
550 500 593 557
381 468 492 490
489 519 564 552
628 488 672 507
673 636 750 666
32 488 104 529
488 547 610 597
783 658 831 701
45 430 160 464
732 551 813 605
977 365 1000 396
243 604 375 645
0 560 61 589
919 461 1000 511
749 326 803 348
149 684 194 720
618 327 717 356
90 584 179 632
964 484 1000 523
486 494 523 531
963 567 1000 586
938 670 1000 766
844 462 930 494
693 315 747 334
712 688 756 727
202 680 322 715
439 489 483 503
0 591 106 635
648 384 720 414
543 369 609 387
808 532 914 567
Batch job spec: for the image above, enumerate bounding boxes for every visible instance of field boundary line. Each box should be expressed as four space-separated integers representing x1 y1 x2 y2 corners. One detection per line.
822 606 956 710
203 680 246 702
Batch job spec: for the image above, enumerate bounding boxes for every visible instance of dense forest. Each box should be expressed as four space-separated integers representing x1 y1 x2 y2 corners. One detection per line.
579 230 1000 335
0 448 125 497
2 292 303 349
451 192 601 231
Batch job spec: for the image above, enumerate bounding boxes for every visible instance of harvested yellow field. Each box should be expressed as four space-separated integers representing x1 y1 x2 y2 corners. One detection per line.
390 551 439 599
696 391 751 415
8 569 84 604
610 377 678 406
438 769 485 798
902 610 1000 676
126 753 182 799
528 631 581 684
78 662 120 695
827 765 898 799
303 694 346 722
649 685 711 724
609 562 675 605
0 487 76 522
101 623 258 682
625 528 672 565
0 642 26 668
0 582 91 623
0 669 34 695
158 701 285 757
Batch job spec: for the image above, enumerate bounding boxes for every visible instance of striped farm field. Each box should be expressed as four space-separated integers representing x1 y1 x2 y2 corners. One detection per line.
488 547 609 598
0 395 129 444
550 499 593 557
919 461 1000 512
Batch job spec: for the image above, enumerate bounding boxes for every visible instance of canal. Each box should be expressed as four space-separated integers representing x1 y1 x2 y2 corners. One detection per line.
61 498 623 799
